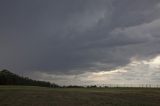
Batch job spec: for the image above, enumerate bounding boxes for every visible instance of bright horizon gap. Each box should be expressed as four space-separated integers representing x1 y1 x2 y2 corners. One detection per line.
27 55 160 86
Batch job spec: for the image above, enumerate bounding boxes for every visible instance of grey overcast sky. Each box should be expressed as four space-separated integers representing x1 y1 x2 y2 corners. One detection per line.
0 0 160 85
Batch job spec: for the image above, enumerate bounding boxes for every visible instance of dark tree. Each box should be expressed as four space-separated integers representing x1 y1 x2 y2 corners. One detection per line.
0 69 59 88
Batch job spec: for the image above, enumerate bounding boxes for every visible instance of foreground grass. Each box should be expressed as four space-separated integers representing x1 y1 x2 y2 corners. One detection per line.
0 86 160 106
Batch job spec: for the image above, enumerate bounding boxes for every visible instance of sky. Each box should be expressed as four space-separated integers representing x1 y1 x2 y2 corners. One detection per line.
0 0 160 86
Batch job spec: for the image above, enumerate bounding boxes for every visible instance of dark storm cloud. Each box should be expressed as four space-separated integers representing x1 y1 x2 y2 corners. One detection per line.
0 0 160 74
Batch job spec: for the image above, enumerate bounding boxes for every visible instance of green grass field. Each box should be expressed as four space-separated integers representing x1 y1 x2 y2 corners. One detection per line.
0 86 160 106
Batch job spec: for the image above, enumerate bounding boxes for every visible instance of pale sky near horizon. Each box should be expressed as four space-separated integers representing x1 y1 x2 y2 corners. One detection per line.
0 0 160 85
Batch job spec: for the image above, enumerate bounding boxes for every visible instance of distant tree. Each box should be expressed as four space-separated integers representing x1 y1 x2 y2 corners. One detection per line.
65 85 84 88
87 85 97 88
0 69 60 88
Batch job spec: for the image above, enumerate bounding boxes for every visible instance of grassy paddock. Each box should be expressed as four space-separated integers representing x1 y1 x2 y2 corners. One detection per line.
0 86 160 106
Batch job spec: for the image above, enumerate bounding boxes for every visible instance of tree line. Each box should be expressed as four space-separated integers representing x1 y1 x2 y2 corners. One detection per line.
0 69 59 88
